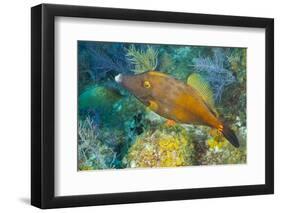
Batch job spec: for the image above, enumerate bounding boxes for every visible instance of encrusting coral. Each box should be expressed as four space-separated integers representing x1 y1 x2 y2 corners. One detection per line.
123 125 195 168
200 128 246 165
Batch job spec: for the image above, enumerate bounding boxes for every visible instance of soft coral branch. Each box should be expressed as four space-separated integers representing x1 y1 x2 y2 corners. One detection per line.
192 48 235 102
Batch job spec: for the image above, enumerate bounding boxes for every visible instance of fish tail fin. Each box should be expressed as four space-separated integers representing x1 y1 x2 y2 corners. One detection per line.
220 124 240 148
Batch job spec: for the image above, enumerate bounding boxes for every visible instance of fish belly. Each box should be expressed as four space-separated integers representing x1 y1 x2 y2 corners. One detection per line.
172 93 221 128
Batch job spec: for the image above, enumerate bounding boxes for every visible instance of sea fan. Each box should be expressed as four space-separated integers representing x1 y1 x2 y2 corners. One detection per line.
126 45 158 73
78 42 132 83
193 48 235 102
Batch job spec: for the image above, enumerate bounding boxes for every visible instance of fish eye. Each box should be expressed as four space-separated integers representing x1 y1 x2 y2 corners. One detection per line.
143 80 151 89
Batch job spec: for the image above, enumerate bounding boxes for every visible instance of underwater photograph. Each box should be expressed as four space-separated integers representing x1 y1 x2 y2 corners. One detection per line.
77 41 247 171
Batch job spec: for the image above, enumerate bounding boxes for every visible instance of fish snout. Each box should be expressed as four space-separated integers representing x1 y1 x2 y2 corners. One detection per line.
115 74 123 83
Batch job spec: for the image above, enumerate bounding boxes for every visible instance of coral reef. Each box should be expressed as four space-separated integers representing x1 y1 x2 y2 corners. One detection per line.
78 116 118 170
123 125 195 168
201 139 246 165
79 85 122 110
77 41 247 171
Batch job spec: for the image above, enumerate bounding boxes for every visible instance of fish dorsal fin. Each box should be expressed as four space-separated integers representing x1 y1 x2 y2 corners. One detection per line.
187 73 216 113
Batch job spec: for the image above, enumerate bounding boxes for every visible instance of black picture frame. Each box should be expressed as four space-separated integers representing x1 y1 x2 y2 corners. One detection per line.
31 3 274 209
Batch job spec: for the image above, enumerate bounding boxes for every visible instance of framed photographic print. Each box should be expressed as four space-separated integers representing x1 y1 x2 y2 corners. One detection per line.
31 4 274 209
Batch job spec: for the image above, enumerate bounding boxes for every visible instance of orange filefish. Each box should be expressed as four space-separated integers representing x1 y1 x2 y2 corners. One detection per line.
115 71 239 148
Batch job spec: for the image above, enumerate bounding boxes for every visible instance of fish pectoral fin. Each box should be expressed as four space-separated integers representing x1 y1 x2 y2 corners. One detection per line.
147 100 159 112
165 119 177 127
